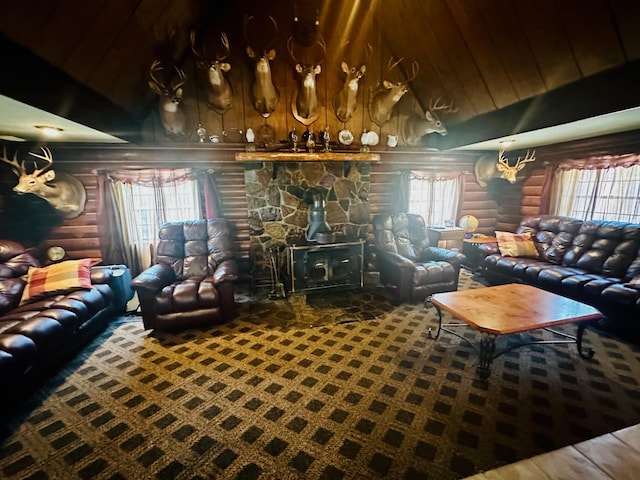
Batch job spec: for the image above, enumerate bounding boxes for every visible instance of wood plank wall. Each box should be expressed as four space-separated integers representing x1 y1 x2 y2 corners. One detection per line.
1 136 633 268
1 146 491 265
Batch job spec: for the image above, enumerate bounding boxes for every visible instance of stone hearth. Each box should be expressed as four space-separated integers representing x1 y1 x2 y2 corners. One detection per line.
243 161 371 281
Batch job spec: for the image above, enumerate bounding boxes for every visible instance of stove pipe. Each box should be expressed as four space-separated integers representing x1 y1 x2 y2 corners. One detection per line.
304 188 333 243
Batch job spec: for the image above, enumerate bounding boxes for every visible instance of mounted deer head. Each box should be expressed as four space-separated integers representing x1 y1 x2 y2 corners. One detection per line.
288 36 326 125
0 145 87 218
369 57 419 127
403 98 457 146
244 15 279 118
474 149 536 187
148 59 187 138
497 149 536 183
190 30 233 115
332 43 371 124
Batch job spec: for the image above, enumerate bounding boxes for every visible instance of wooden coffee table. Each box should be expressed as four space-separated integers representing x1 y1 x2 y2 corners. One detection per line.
428 284 602 378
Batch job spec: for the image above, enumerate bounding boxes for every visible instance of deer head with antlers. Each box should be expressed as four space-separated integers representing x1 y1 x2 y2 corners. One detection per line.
244 15 279 118
497 149 536 183
288 36 326 125
190 30 233 115
403 97 457 146
369 57 419 127
0 145 87 218
474 149 537 187
148 60 187 138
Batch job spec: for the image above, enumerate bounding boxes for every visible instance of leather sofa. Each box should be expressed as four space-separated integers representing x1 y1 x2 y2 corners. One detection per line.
372 213 466 303
131 219 238 331
0 240 117 409
479 215 640 340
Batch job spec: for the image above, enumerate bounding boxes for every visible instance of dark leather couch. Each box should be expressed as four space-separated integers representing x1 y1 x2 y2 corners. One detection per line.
480 215 640 340
372 213 466 303
131 219 238 331
0 240 117 409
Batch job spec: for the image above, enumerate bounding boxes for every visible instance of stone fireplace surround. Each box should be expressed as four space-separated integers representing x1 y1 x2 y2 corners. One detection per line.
242 160 373 284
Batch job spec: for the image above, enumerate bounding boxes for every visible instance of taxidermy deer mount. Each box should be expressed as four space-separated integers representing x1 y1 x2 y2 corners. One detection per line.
402 98 457 146
0 145 87 219
148 60 187 138
288 35 326 126
332 43 371 124
190 30 233 115
474 149 537 187
244 15 279 118
369 57 419 127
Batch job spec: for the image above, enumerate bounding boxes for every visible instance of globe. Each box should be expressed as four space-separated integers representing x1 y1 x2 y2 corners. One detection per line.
459 215 479 233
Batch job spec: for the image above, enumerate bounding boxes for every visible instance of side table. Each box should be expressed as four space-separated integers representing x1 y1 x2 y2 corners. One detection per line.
462 235 497 271
91 264 133 313
427 226 466 250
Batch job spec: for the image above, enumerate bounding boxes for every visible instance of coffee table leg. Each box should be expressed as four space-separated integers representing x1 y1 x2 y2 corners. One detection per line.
478 334 497 378
576 321 595 359
427 298 443 339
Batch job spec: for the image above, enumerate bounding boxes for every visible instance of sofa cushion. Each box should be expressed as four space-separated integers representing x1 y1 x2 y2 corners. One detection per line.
20 259 93 305
0 278 26 316
496 231 538 258
625 275 640 290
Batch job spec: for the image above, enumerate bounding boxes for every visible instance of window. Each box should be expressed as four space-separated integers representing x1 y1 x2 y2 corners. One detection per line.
108 169 203 273
128 180 201 247
551 164 640 222
408 173 462 226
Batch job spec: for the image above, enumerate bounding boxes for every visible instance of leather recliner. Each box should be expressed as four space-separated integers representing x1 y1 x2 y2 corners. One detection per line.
372 213 466 303
131 219 239 331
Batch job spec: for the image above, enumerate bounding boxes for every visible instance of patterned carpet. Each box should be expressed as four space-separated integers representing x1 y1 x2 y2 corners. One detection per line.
2 271 640 480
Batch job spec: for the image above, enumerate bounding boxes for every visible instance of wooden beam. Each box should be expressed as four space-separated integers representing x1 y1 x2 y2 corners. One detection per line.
430 59 640 151
0 34 142 143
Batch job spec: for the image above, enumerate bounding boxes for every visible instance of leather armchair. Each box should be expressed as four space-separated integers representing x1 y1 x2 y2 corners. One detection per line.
372 213 466 303
131 219 238 331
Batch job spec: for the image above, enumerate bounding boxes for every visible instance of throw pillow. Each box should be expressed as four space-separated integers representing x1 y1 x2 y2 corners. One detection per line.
624 275 640 290
20 259 93 305
495 231 539 258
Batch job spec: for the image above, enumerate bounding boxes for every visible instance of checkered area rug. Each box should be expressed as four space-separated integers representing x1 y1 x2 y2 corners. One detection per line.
2 271 640 479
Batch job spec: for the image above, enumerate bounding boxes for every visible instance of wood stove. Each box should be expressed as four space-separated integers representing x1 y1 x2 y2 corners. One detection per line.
285 240 364 294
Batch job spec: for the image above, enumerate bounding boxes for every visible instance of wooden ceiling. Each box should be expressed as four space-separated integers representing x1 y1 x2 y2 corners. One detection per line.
1 0 640 149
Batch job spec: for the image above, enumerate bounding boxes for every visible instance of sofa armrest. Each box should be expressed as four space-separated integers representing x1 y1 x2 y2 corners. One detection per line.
131 264 176 294
375 249 416 270
90 268 113 285
477 242 499 256
213 259 239 285
423 247 466 269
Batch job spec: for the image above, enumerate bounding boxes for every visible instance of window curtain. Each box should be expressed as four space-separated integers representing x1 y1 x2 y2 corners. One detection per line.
97 168 222 275
198 169 222 218
550 168 581 216
550 153 640 220
407 171 464 225
391 171 411 214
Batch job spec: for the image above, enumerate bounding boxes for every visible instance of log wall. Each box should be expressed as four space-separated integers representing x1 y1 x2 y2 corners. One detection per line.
1 131 636 266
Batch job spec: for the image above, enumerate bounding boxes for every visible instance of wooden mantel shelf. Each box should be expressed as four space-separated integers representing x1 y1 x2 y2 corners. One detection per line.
235 152 380 162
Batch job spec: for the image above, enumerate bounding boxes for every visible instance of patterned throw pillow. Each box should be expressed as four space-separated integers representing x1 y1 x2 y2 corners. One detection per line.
20 259 93 305
624 275 640 290
495 231 539 258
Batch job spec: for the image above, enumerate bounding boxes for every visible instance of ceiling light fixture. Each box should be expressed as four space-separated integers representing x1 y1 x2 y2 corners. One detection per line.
498 139 515 149
35 125 64 137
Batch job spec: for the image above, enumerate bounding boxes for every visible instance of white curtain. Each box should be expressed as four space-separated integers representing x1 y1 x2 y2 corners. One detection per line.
408 172 462 226
550 164 640 222
550 168 581 217
110 173 201 273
